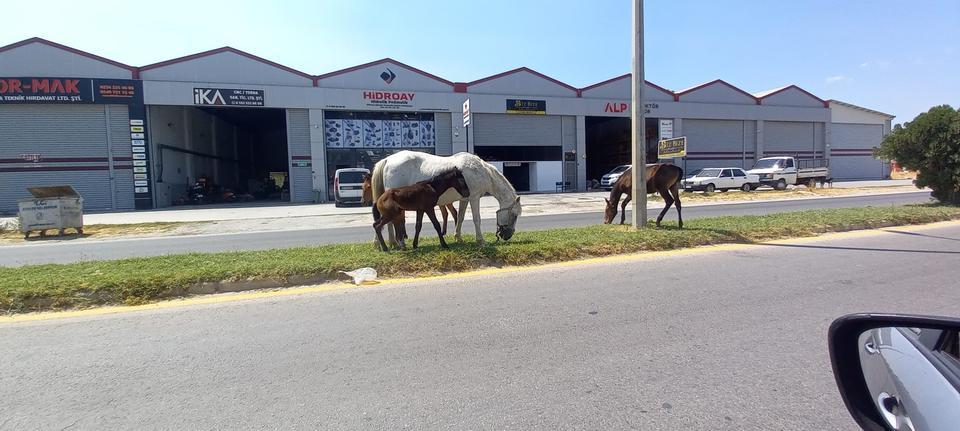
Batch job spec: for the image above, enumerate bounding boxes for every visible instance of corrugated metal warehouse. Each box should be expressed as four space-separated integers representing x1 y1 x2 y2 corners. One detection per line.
0 37 895 213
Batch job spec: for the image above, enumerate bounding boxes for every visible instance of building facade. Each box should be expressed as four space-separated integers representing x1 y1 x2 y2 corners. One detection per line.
0 38 895 213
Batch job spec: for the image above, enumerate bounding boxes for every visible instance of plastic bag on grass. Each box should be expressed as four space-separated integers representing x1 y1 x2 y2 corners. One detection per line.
340 267 378 285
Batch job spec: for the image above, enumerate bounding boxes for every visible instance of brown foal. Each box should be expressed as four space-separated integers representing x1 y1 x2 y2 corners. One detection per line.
362 173 460 236
372 169 471 251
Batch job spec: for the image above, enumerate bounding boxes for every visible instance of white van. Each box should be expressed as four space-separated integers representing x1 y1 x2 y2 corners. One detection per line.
333 168 370 207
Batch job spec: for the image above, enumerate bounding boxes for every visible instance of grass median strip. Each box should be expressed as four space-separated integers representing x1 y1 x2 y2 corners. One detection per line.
2 204 958 314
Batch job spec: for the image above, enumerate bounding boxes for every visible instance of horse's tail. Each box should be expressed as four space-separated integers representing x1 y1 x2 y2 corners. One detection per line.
371 159 386 203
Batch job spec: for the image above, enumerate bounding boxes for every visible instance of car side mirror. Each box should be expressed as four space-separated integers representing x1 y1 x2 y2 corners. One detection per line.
829 313 960 430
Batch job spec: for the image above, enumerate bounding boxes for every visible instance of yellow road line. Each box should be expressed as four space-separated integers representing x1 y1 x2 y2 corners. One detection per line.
3 220 958 324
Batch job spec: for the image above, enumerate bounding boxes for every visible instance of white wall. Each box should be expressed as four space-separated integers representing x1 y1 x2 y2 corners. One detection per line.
830 102 893 125
468 70 577 97
141 51 313 86
531 161 563 192
0 42 132 78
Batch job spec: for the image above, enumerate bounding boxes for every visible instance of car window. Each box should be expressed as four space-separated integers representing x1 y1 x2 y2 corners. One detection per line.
338 172 365 184
720 169 732 177
785 159 794 168
940 330 960 361
733 169 745 176
699 168 721 177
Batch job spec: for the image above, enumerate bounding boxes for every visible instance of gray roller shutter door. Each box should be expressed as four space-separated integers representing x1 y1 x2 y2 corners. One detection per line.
562 116 577 187
474 113 561 145
106 105 134 210
831 123 885 179
286 108 313 203
434 113 453 155
0 104 132 214
682 119 754 170
765 121 817 156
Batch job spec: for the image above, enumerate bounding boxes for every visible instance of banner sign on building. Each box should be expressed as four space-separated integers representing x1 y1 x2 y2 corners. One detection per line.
0 78 142 104
324 112 435 148
658 136 687 159
506 99 546 115
462 99 471 127
193 88 265 107
659 119 674 140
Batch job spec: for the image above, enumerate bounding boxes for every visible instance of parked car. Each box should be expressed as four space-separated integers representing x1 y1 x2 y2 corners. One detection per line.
682 167 759 193
747 156 830 190
333 168 370 207
829 313 960 430
600 165 631 190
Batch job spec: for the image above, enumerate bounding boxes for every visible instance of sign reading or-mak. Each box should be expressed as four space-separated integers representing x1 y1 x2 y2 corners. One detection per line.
462 99 471 127
193 88 264 107
506 99 546 115
658 136 687 159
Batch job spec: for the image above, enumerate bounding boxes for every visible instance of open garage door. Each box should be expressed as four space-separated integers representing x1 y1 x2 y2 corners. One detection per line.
585 116 660 185
149 106 291 207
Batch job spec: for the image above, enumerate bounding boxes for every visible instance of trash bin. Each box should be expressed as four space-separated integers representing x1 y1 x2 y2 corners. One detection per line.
18 185 84 238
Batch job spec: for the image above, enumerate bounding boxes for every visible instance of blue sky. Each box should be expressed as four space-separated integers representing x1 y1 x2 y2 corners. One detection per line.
1 0 956 122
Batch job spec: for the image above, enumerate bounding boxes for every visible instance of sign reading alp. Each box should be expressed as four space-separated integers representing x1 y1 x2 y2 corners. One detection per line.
462 99 471 127
658 136 687 159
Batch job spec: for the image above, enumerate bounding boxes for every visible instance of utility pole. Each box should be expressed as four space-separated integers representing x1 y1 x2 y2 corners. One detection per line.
631 0 647 228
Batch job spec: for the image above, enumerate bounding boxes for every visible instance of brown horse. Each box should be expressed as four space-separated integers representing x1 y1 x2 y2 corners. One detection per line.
362 173 459 236
603 164 684 228
372 169 471 251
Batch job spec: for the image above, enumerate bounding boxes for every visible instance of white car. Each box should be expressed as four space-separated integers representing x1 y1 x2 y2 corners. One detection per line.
333 168 370 207
682 167 760 193
600 165 631 190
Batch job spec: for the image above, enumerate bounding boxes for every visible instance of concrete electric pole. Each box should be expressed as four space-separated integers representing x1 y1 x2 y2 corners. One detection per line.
631 0 647 228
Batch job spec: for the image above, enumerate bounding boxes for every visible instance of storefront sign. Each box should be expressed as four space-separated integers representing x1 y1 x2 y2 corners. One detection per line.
193 88 265 107
362 90 416 109
462 99 471 127
506 99 546 115
659 119 674 140
658 136 687 159
604 102 629 113
0 78 142 104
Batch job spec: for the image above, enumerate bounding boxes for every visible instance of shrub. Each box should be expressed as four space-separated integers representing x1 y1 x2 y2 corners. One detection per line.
876 105 960 203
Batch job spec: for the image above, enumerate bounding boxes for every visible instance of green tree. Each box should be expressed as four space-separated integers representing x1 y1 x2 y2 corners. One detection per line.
875 105 960 203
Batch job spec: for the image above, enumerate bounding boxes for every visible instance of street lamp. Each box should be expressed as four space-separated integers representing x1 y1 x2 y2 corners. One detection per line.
631 0 647 228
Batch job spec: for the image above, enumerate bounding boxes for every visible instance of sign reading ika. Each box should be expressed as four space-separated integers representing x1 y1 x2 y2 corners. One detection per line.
362 91 416 109
193 88 265 107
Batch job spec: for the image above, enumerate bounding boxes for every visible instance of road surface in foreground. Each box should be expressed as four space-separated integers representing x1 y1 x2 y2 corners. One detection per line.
0 191 932 267
2 222 959 429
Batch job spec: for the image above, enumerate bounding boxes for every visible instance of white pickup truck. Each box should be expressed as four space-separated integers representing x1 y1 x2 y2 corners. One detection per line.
747 156 830 190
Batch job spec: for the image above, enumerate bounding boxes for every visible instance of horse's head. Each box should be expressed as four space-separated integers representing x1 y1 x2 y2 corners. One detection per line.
451 170 471 199
602 197 617 224
361 173 373 205
496 196 522 241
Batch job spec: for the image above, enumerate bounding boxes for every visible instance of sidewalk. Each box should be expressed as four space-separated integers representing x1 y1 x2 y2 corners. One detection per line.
0 180 923 241
80 179 917 225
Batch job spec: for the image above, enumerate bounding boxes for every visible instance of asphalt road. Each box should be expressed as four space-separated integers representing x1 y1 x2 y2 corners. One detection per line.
2 222 959 429
0 191 932 267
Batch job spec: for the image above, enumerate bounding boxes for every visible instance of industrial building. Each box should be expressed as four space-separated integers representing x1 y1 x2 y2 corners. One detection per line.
0 37 894 213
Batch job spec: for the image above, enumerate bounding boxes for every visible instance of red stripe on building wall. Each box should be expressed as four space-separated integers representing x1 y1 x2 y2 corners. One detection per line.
0 157 111 164
0 166 109 173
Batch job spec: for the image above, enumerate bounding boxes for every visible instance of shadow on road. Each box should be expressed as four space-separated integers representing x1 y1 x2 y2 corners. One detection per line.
883 229 960 243
758 242 960 255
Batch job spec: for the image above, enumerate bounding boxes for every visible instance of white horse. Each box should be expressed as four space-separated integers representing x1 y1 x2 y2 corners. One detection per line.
370 151 522 247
